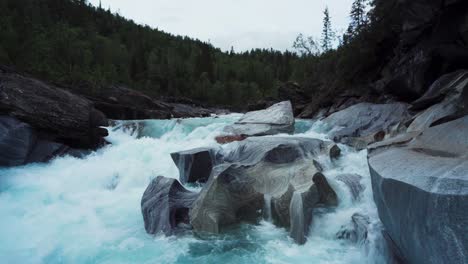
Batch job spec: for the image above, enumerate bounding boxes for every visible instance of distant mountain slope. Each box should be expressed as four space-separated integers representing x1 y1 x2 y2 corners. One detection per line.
0 0 303 107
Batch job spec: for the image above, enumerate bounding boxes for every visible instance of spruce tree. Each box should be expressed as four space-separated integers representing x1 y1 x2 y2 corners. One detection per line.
349 0 367 34
321 7 334 51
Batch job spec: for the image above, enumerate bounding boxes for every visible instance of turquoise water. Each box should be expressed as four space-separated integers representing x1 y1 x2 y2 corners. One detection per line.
0 115 389 264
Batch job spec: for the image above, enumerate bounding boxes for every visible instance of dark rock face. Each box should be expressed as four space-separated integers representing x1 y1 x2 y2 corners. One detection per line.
278 82 311 116
85 85 213 120
313 172 338 207
141 176 199 236
336 174 364 201
0 116 35 166
336 213 370 244
0 116 82 167
380 0 468 102
189 137 339 244
368 116 468 264
322 103 411 149
408 70 468 131
0 70 108 149
223 101 295 137
171 148 215 184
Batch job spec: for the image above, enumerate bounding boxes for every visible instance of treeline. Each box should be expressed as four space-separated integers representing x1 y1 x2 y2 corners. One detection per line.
291 0 403 113
0 0 308 107
0 0 401 110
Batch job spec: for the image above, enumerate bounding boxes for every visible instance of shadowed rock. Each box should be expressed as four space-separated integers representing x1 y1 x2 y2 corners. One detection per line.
223 101 295 137
189 137 339 244
0 116 84 167
336 174 364 201
408 70 468 132
322 103 411 149
141 176 199 236
0 116 35 166
0 70 108 149
368 115 468 264
313 172 338 206
171 148 215 184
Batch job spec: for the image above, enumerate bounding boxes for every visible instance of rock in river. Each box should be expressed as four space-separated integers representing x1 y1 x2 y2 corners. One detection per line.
189 137 339 244
223 101 295 137
368 115 468 264
0 68 108 149
171 148 215 184
408 70 468 132
0 116 84 167
322 102 411 149
141 176 199 236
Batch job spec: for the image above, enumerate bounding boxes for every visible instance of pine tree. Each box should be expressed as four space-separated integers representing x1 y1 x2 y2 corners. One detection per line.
321 7 334 52
349 0 368 35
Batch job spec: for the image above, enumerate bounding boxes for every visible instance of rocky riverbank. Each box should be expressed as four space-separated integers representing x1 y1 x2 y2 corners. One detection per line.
140 71 467 263
0 65 222 166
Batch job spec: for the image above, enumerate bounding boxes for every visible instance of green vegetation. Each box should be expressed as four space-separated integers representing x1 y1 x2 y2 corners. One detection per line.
0 0 306 107
0 0 400 110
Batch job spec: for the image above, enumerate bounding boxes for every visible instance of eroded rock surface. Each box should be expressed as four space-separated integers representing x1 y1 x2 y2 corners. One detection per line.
0 116 82 167
223 101 295 137
336 174 364 201
141 176 199 236
189 137 339 244
171 148 215 184
322 103 411 149
336 213 370 244
368 116 468 264
0 69 108 149
408 70 468 131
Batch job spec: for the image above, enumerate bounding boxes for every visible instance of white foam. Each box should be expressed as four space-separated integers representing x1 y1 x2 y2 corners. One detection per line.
0 114 389 263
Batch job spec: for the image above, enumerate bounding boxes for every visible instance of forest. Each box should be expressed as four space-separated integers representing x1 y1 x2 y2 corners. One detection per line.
0 0 392 108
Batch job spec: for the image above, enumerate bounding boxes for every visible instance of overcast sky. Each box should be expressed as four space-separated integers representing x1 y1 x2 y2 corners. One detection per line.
89 0 354 52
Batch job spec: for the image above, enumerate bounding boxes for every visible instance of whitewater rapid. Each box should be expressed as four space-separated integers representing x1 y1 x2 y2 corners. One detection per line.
0 114 390 264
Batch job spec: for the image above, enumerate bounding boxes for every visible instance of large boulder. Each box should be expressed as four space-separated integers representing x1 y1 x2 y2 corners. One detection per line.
0 68 108 149
408 70 468 131
189 137 339 244
223 101 295 137
0 116 35 166
141 176 199 236
171 148 215 184
83 85 213 120
368 116 468 264
322 103 411 149
0 116 82 167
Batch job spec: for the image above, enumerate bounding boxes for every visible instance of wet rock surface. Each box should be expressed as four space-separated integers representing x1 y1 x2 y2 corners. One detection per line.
189 137 339 244
408 70 468 132
223 101 295 137
171 148 215 184
0 69 108 149
336 213 370 244
336 174 364 201
368 115 468 264
0 116 83 167
141 176 199 236
322 103 411 149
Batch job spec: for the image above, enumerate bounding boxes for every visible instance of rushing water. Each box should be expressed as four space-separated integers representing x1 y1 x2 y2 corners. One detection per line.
0 115 390 264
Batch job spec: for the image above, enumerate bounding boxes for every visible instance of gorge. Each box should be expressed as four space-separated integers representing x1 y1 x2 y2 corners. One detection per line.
0 0 467 263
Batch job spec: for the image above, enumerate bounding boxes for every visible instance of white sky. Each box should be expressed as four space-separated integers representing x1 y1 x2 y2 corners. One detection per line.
89 0 354 52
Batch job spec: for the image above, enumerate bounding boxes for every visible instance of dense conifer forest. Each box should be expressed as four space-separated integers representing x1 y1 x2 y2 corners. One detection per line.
0 0 396 108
